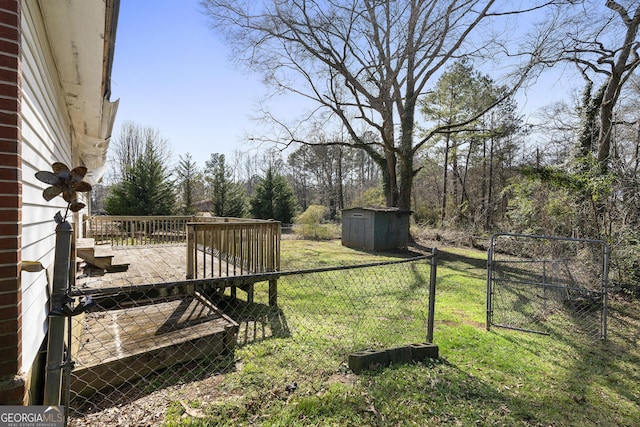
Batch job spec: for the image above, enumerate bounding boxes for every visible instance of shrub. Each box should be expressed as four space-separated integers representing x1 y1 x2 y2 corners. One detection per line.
294 205 334 240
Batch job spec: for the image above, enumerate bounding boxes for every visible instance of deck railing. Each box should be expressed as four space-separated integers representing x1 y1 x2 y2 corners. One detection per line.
83 215 281 279
83 215 193 245
83 215 256 246
186 220 281 279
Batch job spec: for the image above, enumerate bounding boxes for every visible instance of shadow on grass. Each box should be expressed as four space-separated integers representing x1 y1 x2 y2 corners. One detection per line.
69 294 292 420
411 241 487 270
489 297 640 424
419 242 639 424
205 294 292 346
555 297 640 410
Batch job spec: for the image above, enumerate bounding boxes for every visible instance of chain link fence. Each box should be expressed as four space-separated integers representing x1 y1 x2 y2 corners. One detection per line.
66 254 436 424
486 233 609 339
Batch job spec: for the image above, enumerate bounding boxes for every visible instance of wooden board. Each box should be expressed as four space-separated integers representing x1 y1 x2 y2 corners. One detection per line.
76 238 96 250
71 295 238 396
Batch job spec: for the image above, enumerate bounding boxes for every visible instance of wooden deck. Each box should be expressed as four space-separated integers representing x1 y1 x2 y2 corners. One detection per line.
77 244 256 289
77 244 192 290
71 293 238 396
71 244 279 396
76 243 278 305
73 245 241 397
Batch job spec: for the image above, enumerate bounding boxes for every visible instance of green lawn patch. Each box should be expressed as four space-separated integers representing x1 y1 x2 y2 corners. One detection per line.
164 241 640 426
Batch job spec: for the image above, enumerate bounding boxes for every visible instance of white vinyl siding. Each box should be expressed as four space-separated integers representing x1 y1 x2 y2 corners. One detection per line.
20 0 75 373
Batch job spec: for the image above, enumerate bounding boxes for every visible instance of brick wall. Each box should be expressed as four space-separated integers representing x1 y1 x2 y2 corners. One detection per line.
0 0 23 405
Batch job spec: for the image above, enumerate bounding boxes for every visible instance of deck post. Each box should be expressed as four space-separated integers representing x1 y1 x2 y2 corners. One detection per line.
269 279 278 306
247 285 254 304
186 224 194 279
44 220 73 406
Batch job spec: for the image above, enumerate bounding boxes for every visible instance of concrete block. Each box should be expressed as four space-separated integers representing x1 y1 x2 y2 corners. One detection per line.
348 349 389 374
386 345 413 365
409 343 439 361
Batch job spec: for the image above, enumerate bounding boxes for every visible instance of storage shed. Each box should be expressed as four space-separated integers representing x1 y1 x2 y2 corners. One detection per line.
342 207 412 251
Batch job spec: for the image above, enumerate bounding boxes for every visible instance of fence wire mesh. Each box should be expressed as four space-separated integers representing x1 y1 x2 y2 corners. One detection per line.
66 255 435 425
486 233 609 339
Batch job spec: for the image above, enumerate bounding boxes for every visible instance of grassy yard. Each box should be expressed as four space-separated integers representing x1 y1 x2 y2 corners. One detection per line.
164 240 640 426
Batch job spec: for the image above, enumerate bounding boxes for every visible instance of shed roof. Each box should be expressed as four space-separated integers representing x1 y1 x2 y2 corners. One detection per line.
342 207 412 214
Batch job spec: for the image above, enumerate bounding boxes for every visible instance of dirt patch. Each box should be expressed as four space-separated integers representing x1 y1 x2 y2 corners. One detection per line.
68 385 174 426
327 372 356 386
411 228 489 251
68 373 234 426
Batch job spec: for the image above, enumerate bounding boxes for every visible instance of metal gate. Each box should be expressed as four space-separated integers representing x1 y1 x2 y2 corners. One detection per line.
486 233 609 339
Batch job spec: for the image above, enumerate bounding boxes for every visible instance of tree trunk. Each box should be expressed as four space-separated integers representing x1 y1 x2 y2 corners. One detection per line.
337 147 344 210
441 134 451 226
397 144 414 211
398 104 416 211
481 137 488 228
634 116 640 176
486 135 495 230
597 4 640 166
460 140 474 221
384 149 398 207
451 145 459 219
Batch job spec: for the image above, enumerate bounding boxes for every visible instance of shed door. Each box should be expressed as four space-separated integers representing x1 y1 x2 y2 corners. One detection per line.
348 214 373 250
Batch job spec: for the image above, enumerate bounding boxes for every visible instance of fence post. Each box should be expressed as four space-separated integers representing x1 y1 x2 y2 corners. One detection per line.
427 247 438 343
486 236 494 331
602 242 610 340
43 219 72 406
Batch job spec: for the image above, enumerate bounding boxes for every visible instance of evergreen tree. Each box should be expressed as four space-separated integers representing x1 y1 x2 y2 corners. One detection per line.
205 153 246 217
105 141 176 215
421 60 492 226
420 60 521 228
250 167 297 224
174 153 203 215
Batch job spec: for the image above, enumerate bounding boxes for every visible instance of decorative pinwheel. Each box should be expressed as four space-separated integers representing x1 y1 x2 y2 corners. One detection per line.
35 162 92 218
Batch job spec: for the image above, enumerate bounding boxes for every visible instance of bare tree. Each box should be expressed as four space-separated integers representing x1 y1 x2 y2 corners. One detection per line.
287 136 344 218
108 121 172 182
201 0 559 210
552 1 640 167
519 1 640 238
530 100 581 165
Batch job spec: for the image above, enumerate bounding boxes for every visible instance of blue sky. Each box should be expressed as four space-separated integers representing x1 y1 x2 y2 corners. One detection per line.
111 0 272 167
111 1 576 170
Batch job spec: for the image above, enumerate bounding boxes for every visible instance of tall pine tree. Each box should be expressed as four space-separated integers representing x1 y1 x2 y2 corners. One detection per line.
250 167 297 224
205 153 246 217
105 141 176 215
174 153 203 215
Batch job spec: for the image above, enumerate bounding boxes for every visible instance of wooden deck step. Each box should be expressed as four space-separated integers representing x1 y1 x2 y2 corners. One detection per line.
76 238 96 250
70 294 239 396
92 244 114 258
76 238 129 272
